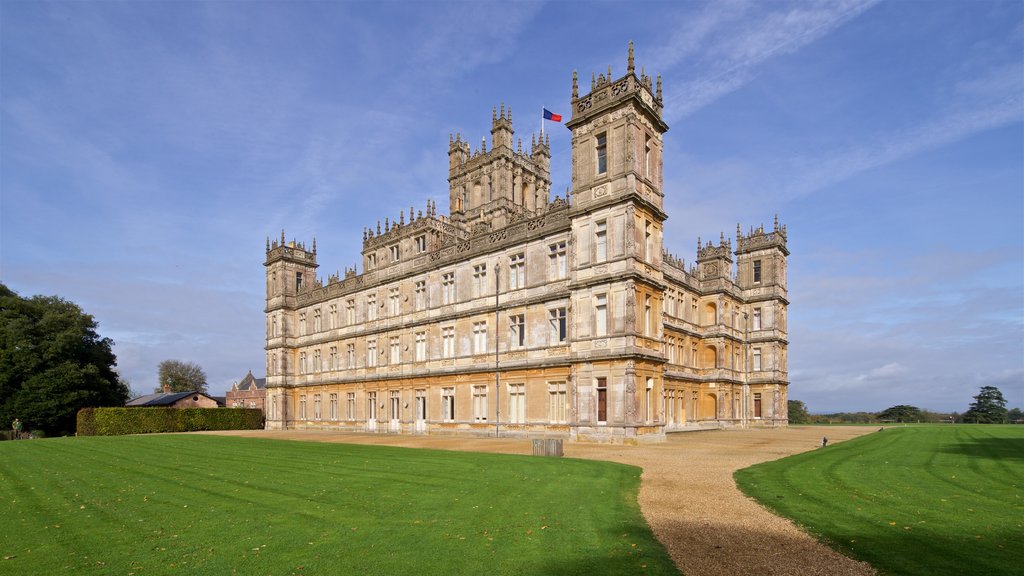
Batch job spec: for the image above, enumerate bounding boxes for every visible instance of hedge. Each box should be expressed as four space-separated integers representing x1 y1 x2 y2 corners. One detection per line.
77 407 264 436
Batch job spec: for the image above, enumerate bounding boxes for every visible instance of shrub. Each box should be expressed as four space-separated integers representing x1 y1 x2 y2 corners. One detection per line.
77 407 263 436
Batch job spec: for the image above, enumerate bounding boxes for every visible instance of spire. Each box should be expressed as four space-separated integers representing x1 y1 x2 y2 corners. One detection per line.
607 64 612 80
312 237 317 254
266 236 270 251
481 136 486 153
656 75 662 101
507 106 512 124
281 229 286 246
736 223 742 243
774 214 779 231
492 106 497 122
591 71 596 90
376 220 381 235
572 70 578 99
627 41 634 74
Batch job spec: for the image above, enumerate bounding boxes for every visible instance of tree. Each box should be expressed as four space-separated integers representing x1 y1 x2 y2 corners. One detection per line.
157 359 208 393
961 386 1008 423
787 400 810 424
877 405 923 423
0 283 130 436
1008 408 1022 423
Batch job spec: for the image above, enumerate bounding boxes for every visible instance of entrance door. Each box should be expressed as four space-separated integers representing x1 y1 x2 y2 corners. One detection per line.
367 392 378 432
389 390 401 432
414 390 427 433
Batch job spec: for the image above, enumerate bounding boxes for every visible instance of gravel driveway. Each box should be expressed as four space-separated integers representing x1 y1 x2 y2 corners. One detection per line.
205 426 877 575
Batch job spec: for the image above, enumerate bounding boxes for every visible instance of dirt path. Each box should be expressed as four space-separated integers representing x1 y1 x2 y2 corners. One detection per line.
204 427 877 575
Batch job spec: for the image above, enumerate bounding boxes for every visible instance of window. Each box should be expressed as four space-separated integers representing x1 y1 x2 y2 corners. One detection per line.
596 133 607 175
595 295 607 336
415 332 427 361
299 394 307 419
366 253 376 270
644 220 654 262
644 295 652 336
644 134 652 178
314 348 322 372
442 272 455 304
299 351 307 374
367 391 377 420
328 304 337 329
473 385 488 422
753 308 762 330
415 389 427 420
753 393 762 418
389 336 401 364
596 377 607 423
329 346 338 370
313 308 322 332
473 264 488 297
271 316 278 337
389 244 400 262
313 394 322 420
509 253 525 289
473 321 488 354
390 390 400 420
299 312 307 335
510 314 525 348
549 241 567 279
549 307 567 343
666 292 676 319
367 294 377 321
667 336 676 364
442 326 455 358
415 235 427 253
346 343 355 368
414 280 427 310
346 299 355 324
367 339 377 367
509 384 525 424
549 382 567 423
346 392 356 420
296 272 303 292
595 220 607 262
753 348 762 371
388 287 400 316
753 260 762 283
645 378 653 423
442 387 456 421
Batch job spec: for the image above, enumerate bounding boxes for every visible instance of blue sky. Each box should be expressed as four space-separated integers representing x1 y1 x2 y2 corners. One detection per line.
1 0 1021 413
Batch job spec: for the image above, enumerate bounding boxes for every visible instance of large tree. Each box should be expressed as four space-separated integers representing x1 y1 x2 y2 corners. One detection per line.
877 405 923 423
156 359 208 393
0 284 130 436
962 386 1008 423
787 400 810 424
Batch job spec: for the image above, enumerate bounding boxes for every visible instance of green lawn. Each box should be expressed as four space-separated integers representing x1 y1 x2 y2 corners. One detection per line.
0 435 677 575
735 425 1023 576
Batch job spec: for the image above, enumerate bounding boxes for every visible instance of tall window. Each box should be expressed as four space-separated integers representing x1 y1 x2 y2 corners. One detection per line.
346 343 355 368
328 304 337 329
595 221 607 262
314 349 322 372
299 394 307 419
415 389 427 420
596 377 607 423
313 308 322 332
313 394 322 420
415 235 427 253
509 384 525 424
596 133 607 175
753 260 762 283
299 352 307 374
644 295 652 336
414 280 427 310
595 295 608 336
388 288 400 316
549 307 567 343
644 378 653 423
299 312 307 335
346 299 355 324
549 382 567 423
644 220 654 262
389 390 400 420
473 264 488 297
442 326 455 358
367 338 377 367
329 346 338 370
473 321 488 354
389 336 401 364
346 392 356 420
549 241 567 279
753 348 762 371
473 385 488 422
295 272 303 292
367 391 377 421
367 294 377 321
753 308 762 330
644 134 652 178
753 393 762 418
415 332 427 361
271 316 278 337
366 253 376 270
510 314 525 348
389 244 400 262
442 272 455 304
442 387 455 421
509 254 525 289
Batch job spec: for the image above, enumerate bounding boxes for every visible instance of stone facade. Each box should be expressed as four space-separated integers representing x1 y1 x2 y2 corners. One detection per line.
263 45 789 443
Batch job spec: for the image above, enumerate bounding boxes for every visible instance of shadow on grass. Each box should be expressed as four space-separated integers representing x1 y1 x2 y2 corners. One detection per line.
941 437 1024 461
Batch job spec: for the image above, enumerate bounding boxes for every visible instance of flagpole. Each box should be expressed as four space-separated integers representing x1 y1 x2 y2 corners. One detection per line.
540 105 544 138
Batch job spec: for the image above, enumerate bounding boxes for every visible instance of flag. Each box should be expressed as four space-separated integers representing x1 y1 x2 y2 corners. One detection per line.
543 108 562 122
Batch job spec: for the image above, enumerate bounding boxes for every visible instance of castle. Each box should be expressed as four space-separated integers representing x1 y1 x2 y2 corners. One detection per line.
263 44 789 442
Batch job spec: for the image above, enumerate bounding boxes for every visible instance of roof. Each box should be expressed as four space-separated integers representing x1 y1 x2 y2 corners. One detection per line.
126 391 219 407
234 370 266 391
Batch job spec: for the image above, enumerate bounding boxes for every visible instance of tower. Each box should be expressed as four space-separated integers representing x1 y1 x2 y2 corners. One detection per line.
565 42 669 442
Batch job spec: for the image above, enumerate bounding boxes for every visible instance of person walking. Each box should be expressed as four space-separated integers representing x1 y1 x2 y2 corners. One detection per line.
12 418 23 440
821 436 828 448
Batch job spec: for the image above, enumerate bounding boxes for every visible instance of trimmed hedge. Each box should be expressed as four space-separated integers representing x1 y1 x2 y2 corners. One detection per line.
77 407 264 436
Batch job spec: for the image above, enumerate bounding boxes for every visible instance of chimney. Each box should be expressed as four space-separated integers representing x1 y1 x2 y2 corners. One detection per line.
162 384 171 393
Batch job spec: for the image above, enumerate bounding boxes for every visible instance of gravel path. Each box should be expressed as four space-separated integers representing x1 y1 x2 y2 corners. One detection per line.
204 427 877 575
